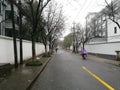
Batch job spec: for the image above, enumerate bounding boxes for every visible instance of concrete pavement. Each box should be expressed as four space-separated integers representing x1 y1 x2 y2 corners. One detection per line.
87 55 120 66
0 57 51 90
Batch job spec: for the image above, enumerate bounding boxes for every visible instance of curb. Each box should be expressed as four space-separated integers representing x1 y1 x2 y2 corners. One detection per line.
26 56 53 90
88 55 120 66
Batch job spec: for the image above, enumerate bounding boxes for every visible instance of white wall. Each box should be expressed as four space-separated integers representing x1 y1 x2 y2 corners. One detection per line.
0 36 46 64
107 19 120 42
0 16 2 22
85 42 120 56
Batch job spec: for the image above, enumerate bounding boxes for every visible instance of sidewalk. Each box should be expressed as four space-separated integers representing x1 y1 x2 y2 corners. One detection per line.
70 50 120 66
0 57 52 90
88 55 120 66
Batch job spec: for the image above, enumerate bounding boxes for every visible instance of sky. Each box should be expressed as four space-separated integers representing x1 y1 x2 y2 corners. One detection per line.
53 0 111 39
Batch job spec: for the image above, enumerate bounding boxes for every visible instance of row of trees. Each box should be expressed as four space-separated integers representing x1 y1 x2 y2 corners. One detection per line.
7 0 65 68
63 0 120 52
63 23 93 53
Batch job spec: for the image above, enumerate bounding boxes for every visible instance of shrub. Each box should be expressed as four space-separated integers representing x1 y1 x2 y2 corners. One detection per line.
25 60 42 66
0 64 13 77
42 52 51 57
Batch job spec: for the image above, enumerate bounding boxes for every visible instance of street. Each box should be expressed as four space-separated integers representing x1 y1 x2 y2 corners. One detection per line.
31 50 120 90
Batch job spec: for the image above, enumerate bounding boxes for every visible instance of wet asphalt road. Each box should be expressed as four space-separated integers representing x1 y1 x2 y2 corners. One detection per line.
31 50 120 90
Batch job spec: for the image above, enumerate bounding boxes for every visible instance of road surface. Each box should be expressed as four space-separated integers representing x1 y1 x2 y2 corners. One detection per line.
31 50 120 90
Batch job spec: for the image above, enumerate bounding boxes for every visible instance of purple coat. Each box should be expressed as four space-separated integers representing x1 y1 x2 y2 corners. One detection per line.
81 49 88 54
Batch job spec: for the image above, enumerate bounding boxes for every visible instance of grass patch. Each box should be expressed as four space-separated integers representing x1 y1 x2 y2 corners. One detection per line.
0 64 13 77
25 60 43 66
40 57 49 63
0 64 13 83
25 53 51 66
42 52 51 57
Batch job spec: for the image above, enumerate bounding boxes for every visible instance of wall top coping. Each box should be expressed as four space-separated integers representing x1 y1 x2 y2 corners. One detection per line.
87 41 120 45
0 35 43 45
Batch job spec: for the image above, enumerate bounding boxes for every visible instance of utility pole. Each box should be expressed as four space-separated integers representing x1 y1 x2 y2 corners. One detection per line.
83 17 88 50
72 22 76 53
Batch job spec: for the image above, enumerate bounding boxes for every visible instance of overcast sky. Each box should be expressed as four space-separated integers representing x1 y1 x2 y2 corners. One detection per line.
53 0 111 38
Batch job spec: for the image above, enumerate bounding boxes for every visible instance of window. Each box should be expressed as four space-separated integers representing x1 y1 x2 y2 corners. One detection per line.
5 28 13 37
0 2 1 14
5 28 19 38
5 10 12 20
0 23 1 35
5 10 18 24
114 27 117 34
2 3 6 13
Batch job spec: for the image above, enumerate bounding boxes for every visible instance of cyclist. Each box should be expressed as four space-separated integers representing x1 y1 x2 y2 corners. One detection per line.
81 49 88 59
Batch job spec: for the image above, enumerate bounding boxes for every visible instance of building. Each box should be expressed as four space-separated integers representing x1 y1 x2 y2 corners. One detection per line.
86 0 120 44
86 12 108 44
85 0 120 60
0 0 6 36
0 0 19 37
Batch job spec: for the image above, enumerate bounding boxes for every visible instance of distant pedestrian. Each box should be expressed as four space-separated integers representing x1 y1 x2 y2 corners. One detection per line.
81 49 88 59
55 48 58 52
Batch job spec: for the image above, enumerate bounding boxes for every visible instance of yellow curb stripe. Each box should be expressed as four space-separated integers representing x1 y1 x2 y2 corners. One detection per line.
82 66 115 90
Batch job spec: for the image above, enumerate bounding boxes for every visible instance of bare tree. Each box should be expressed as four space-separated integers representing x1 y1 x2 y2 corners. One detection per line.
10 0 51 60
37 18 48 53
72 23 85 52
18 0 23 64
25 0 51 60
63 33 73 50
44 2 65 53
104 0 120 28
74 23 83 52
74 22 95 50
9 0 18 68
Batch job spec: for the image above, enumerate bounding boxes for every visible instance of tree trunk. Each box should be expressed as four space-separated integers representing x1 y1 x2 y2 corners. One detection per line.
52 42 54 52
76 43 79 53
83 42 85 50
10 0 18 68
19 0 23 65
73 44 76 53
48 36 52 53
49 43 52 53
20 37 23 64
44 44 47 53
32 35 36 61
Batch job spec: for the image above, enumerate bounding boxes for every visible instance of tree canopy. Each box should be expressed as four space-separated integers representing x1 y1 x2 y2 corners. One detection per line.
63 34 73 49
